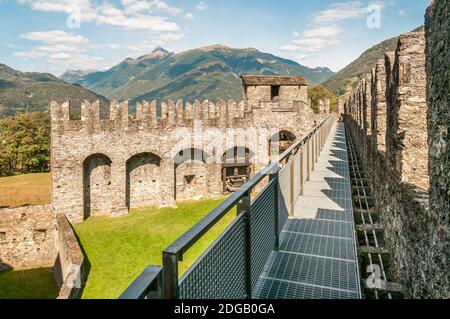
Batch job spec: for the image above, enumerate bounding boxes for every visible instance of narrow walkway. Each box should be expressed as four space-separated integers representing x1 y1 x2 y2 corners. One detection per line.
253 122 361 299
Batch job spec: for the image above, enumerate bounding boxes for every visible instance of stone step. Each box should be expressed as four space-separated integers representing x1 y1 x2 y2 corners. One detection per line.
356 224 383 232
352 185 372 195
363 278 403 293
354 208 376 215
359 246 389 255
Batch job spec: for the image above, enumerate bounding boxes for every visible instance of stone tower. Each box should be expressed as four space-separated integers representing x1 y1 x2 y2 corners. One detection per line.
241 75 309 110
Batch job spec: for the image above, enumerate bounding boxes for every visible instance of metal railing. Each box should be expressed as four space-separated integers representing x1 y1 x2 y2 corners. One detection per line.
119 114 335 299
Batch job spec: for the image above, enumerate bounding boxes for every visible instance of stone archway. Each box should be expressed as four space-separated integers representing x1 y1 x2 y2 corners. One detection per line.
83 153 112 219
174 148 209 201
269 130 297 157
126 152 162 209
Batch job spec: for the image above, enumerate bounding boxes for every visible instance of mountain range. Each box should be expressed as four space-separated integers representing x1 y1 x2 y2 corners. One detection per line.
69 45 335 104
59 69 97 83
2 27 423 119
0 63 108 117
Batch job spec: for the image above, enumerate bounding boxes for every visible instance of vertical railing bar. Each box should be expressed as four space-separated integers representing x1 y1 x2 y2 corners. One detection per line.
240 190 252 299
269 167 280 251
300 145 304 195
163 252 178 299
307 138 311 181
316 131 319 162
289 153 295 217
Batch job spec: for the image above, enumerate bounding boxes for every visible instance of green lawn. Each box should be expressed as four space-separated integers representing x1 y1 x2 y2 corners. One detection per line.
0 268 59 299
74 197 235 299
0 173 51 208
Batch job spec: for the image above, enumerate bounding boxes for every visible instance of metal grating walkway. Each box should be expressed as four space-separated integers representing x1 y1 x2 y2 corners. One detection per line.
253 122 361 299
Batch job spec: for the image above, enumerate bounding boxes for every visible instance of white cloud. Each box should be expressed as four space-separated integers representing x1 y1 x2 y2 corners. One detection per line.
20 30 88 45
196 2 207 11
312 1 368 24
185 12 194 20
14 29 104 70
281 25 343 54
398 9 406 16
159 32 184 42
18 0 182 32
149 0 182 16
280 1 385 65
312 1 386 24
89 43 122 50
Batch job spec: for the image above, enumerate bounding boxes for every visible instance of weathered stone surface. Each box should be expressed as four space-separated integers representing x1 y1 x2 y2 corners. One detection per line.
54 213 85 299
0 205 56 270
344 25 448 298
425 0 450 299
0 205 86 299
51 77 323 224
371 57 389 154
386 32 429 189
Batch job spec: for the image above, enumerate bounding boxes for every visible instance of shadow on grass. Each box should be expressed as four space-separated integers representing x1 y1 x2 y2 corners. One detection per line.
73 226 92 299
0 267 59 299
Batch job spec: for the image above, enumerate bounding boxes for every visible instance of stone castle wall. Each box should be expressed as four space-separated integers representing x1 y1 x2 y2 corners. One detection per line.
344 26 449 298
425 0 450 298
0 205 85 299
51 94 322 224
54 213 85 299
0 205 56 270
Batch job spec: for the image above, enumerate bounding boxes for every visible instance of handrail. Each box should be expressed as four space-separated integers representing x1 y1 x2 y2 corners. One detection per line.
163 114 333 259
120 113 335 299
119 266 163 299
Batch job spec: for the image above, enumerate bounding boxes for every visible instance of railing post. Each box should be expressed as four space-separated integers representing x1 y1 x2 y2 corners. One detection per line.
289 154 295 216
312 132 315 163
163 251 179 299
321 126 323 150
300 145 304 196
269 166 280 251
306 138 311 181
319 128 322 151
239 190 252 299
315 131 319 161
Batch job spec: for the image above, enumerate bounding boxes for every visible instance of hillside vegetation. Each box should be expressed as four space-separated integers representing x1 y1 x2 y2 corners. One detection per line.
75 45 335 104
308 85 339 113
323 26 424 96
0 63 108 117
0 112 50 177
322 36 399 95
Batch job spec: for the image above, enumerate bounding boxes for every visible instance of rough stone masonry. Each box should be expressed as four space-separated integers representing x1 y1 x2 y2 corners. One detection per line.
425 0 450 298
51 75 324 224
344 9 449 299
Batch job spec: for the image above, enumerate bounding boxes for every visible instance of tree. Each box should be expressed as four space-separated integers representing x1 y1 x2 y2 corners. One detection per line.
0 112 50 176
307 85 339 114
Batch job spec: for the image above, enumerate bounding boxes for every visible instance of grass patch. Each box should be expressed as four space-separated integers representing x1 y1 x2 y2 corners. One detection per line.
74 197 235 299
0 173 51 208
0 268 59 299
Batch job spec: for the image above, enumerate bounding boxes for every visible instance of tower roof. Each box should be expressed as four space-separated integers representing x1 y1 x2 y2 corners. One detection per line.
241 75 308 86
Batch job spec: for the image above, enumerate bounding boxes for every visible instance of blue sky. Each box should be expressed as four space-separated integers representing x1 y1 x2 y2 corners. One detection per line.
0 0 431 76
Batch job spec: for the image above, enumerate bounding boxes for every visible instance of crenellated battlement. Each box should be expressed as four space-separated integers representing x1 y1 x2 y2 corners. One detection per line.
342 26 449 298
51 99 257 129
51 75 322 225
51 96 319 136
